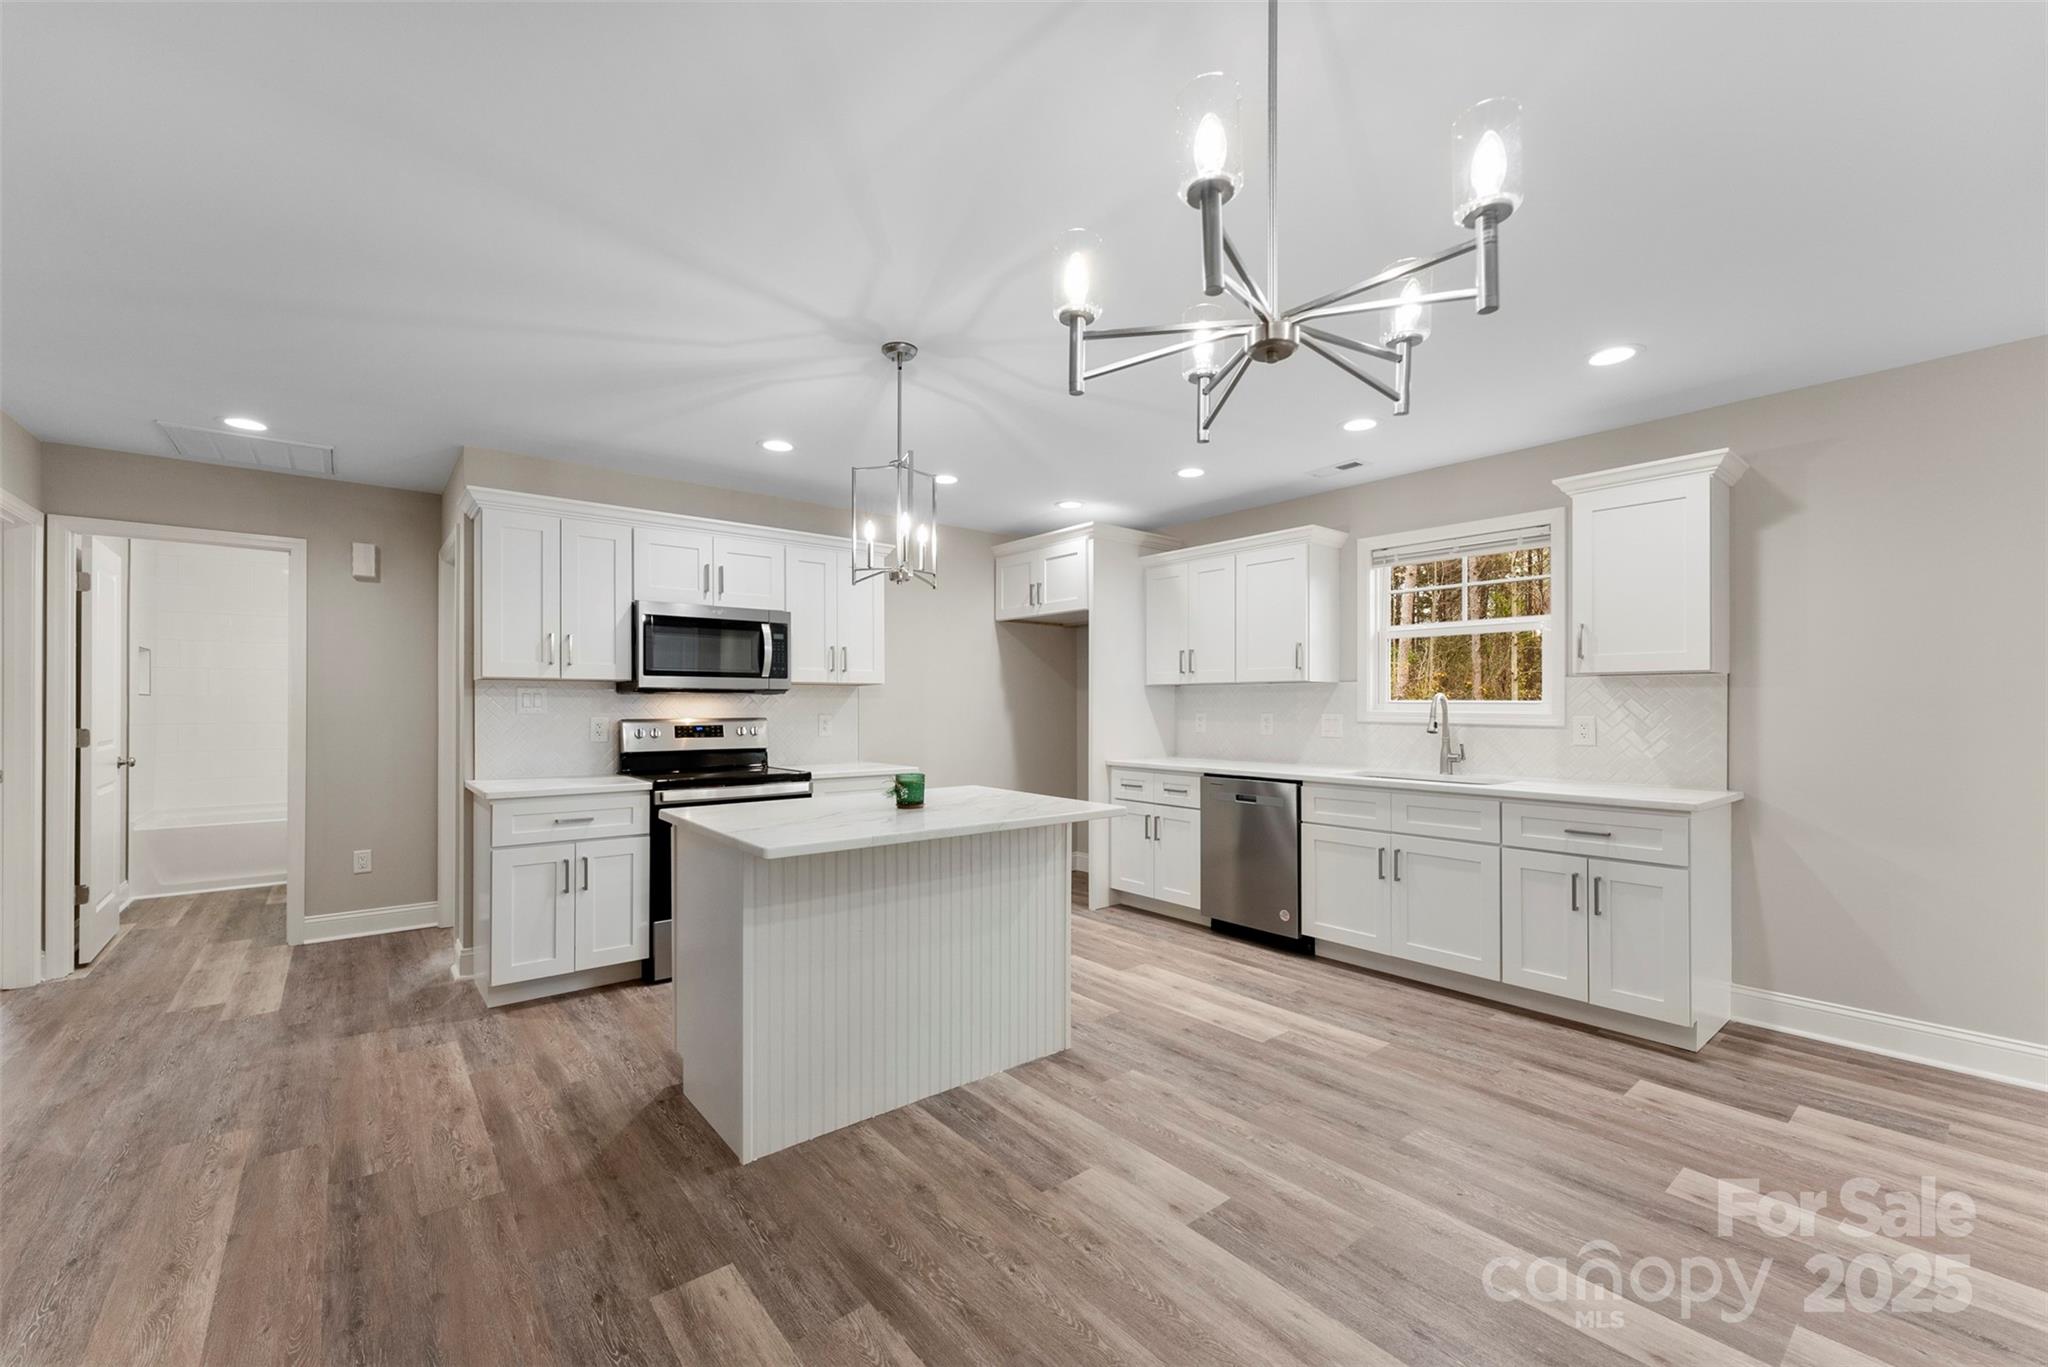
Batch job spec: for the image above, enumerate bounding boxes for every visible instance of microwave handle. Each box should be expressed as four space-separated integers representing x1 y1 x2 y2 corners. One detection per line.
761 622 773 679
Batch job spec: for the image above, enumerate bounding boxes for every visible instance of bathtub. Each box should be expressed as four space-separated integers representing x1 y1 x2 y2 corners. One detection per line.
129 804 287 899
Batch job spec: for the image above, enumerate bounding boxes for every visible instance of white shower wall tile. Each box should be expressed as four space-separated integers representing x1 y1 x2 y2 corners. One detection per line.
1173 675 1727 789
475 682 860 778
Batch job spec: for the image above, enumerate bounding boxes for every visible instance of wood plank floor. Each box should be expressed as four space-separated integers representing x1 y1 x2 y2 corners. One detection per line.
4 883 2044 1366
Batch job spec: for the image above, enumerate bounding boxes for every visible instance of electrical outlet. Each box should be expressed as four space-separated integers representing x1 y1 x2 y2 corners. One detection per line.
1193 712 1206 734
817 714 832 737
589 716 609 742
1571 715 1597 747
516 688 546 715
1258 713 1274 736
352 849 373 874
1319 713 1343 738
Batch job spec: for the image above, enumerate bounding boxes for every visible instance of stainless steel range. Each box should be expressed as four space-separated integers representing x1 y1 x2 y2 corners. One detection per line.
619 717 811 980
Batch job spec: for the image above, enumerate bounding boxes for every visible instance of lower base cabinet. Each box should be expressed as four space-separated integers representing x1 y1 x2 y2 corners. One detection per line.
1111 801 1199 911
490 835 650 986
1500 848 1690 1024
1388 833 1502 980
1501 848 1589 1002
1301 823 1392 952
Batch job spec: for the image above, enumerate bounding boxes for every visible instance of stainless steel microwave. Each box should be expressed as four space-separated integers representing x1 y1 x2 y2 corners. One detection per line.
628 602 791 692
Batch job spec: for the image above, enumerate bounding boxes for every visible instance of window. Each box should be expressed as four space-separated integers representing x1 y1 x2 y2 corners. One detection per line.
1358 509 1564 726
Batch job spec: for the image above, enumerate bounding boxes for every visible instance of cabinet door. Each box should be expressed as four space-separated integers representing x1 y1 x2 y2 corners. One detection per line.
1302 823 1392 952
836 548 885 684
783 543 836 684
490 841 576 984
995 553 1037 619
1588 859 1691 1024
1572 477 1710 673
478 509 560 679
559 519 633 681
1108 806 1155 900
1037 537 1090 613
1185 553 1237 684
1144 563 1189 684
1235 541 1308 682
1389 834 1501 980
1152 806 1201 910
1500 849 1588 1002
633 524 714 605
712 534 786 610
575 836 650 970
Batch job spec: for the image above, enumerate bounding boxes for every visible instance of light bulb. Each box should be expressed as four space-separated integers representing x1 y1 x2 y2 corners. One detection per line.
915 524 929 545
1469 129 1507 199
862 519 877 543
1393 280 1424 337
1192 114 1228 178
1053 227 1103 322
1379 261 1434 345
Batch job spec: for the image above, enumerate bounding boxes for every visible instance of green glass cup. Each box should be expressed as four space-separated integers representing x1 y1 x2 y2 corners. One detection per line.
892 772 925 808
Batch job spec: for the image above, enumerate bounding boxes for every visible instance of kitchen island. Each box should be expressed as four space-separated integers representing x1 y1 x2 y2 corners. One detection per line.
664 785 1122 1162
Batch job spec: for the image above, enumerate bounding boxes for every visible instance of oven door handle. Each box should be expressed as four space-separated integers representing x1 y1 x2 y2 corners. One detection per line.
761 622 774 679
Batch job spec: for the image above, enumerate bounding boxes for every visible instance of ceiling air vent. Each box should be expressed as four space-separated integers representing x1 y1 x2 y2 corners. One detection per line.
1308 459 1368 479
155 422 335 478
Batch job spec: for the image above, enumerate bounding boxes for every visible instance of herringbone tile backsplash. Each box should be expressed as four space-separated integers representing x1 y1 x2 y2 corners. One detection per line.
475 682 860 778
1172 675 1727 789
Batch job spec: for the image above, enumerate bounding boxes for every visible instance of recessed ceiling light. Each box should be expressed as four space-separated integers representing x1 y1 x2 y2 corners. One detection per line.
222 416 268 432
1177 467 1206 479
1341 417 1378 433
933 473 959 485
1587 344 1640 367
759 437 795 453
1056 499 1086 510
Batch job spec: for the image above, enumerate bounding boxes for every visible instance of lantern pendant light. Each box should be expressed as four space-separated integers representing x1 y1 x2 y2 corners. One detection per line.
851 341 938 589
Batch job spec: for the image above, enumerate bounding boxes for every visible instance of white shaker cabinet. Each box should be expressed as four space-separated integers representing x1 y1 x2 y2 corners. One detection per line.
1588 858 1691 1025
1500 848 1589 1002
996 535 1090 621
1556 448 1746 674
574 836 652 971
1388 833 1502 980
1145 554 1238 685
1109 801 1199 911
489 841 578 985
1138 528 1340 685
711 533 786 611
1302 822 1393 952
787 543 886 685
633 525 715 604
478 508 630 682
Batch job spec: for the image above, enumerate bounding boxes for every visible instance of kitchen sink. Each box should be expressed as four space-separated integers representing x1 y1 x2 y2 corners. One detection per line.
1352 770 1512 786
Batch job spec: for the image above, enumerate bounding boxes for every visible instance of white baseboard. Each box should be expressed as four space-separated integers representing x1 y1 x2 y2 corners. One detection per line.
451 945 477 981
1731 985 2048 1092
1071 851 1090 874
128 875 284 901
301 901 442 944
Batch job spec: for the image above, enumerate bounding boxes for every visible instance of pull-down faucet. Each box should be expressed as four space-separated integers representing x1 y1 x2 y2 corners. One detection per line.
1426 691 1466 775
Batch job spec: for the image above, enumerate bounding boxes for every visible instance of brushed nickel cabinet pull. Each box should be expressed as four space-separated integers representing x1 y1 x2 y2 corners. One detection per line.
560 859 570 895
580 856 589 891
1563 828 1613 838
551 815 595 825
1593 876 1604 916
1294 642 1304 671
1577 624 1586 661
1377 847 1386 880
1392 848 1402 881
1571 871 1580 910
565 633 574 667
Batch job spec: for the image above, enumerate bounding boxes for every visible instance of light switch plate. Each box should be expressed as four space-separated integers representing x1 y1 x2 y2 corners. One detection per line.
817 714 832 737
1319 713 1343 738
590 716 609 742
1571 715 1596 746
1258 713 1274 735
1192 712 1207 734
517 688 546 715
352 849 372 874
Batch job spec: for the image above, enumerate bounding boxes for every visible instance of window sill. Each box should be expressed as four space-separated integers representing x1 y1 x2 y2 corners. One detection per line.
1359 706 1563 730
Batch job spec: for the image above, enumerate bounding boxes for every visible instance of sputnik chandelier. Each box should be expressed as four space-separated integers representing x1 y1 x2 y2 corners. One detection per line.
1053 0 1524 443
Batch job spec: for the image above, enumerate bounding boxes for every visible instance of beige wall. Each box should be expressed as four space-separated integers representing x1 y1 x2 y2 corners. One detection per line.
447 444 1081 790
1165 338 2048 1045
41 444 443 919
1 413 43 509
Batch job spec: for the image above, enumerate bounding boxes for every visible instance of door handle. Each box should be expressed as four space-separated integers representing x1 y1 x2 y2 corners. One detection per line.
1377 847 1386 880
560 859 570 894
761 623 774 679
116 756 137 769
580 856 589 891
1592 876 1604 916
565 633 574 667
1571 871 1580 910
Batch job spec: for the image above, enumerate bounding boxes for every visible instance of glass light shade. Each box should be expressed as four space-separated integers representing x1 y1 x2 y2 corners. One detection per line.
1451 97 1523 226
852 454 938 584
1380 262 1433 345
1173 72 1244 201
1180 303 1229 382
1053 227 1103 322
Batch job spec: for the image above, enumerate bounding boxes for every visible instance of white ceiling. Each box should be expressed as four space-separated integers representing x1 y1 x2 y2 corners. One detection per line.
3 3 2042 534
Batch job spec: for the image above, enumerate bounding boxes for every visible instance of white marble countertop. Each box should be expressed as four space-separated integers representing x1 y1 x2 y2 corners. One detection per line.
1107 757 1741 813
806 761 919 780
464 775 652 801
668 784 1124 859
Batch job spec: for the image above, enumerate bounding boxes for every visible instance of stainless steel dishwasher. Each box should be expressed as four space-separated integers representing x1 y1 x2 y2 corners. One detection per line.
1201 775 1302 938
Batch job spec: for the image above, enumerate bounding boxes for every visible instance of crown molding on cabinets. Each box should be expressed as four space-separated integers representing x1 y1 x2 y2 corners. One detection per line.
1552 448 1748 496
1135 523 1346 568
991 521 1179 559
455 485 856 553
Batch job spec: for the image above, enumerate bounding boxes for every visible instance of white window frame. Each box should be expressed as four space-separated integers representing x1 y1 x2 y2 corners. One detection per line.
1357 507 1565 728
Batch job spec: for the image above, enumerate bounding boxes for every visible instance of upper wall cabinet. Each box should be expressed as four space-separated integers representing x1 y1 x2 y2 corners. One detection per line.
786 544 885 685
992 523 1179 625
1555 449 1746 675
631 526 786 612
1140 527 1343 685
478 508 631 681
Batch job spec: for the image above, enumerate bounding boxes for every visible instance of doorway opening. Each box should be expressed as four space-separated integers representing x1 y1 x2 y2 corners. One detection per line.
39 518 307 975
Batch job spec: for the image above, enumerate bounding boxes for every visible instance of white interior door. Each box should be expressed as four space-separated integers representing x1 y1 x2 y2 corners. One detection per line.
77 534 129 963
783 544 835 683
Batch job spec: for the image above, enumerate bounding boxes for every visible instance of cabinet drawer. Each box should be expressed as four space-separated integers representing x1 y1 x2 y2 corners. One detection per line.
1108 768 1159 803
1149 774 1200 809
1502 802 1688 867
1302 783 1391 831
1391 791 1500 844
491 792 649 848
